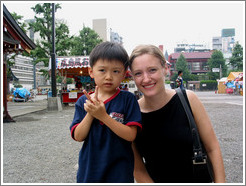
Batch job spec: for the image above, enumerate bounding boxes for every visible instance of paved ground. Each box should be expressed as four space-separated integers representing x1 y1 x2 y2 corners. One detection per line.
2 92 244 183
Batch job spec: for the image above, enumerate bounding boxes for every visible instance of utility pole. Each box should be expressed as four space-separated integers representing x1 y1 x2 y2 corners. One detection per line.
220 64 222 79
33 58 36 89
48 3 62 111
51 3 57 97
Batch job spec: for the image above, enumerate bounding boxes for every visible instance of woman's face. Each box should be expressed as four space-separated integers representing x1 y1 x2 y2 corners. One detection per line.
131 54 166 98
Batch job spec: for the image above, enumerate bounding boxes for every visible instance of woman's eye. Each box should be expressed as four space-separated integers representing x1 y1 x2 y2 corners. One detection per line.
149 68 157 73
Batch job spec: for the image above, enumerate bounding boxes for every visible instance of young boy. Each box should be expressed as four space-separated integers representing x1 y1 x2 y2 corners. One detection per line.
70 42 142 183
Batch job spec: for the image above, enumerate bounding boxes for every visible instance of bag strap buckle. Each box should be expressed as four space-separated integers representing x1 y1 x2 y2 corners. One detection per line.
193 151 207 164
193 158 207 164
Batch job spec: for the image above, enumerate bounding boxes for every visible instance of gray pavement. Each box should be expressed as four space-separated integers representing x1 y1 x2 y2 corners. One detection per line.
2 92 244 183
7 95 48 118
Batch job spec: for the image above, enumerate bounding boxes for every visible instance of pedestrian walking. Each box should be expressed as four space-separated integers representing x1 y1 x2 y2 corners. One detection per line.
176 70 184 89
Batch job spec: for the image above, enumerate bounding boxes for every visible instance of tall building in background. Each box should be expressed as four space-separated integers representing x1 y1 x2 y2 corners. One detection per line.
212 28 235 69
93 19 123 45
221 28 235 53
212 37 222 51
110 28 123 45
93 19 107 42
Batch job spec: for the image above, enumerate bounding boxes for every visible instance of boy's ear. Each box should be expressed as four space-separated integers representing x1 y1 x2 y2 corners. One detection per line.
88 67 94 78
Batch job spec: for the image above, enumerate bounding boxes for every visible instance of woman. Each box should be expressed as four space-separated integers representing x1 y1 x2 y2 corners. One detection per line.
129 45 225 183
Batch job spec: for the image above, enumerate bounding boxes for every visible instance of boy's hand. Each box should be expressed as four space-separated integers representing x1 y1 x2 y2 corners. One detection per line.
83 87 107 120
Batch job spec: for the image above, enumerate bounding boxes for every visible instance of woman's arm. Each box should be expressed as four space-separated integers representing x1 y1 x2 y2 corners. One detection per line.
187 90 226 183
132 142 154 183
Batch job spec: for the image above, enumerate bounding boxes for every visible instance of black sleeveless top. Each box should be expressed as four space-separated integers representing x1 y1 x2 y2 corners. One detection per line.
135 92 194 183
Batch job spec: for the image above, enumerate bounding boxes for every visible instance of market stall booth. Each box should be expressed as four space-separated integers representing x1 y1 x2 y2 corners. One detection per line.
217 77 227 94
223 72 243 95
55 56 94 104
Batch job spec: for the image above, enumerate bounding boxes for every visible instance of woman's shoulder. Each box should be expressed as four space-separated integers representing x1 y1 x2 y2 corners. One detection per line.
185 89 199 103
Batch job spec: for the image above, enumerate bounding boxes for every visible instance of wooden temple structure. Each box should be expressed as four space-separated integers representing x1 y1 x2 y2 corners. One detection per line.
3 4 36 122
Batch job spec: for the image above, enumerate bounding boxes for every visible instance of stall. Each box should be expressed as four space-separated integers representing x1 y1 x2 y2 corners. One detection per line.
223 72 243 95
54 56 94 104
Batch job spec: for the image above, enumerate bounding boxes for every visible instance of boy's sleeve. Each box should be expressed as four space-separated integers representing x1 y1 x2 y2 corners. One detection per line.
69 96 86 140
124 93 142 130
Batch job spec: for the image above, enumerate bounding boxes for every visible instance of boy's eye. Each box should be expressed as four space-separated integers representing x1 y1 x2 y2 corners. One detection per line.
99 69 105 72
113 70 120 73
134 72 142 77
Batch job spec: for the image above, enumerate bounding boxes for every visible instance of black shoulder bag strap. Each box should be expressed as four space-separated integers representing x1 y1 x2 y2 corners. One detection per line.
175 88 206 164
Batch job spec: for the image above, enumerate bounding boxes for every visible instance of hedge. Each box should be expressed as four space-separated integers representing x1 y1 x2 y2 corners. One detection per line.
200 80 217 90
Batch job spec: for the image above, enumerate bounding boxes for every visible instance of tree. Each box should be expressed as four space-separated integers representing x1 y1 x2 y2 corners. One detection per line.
70 26 103 56
229 42 243 70
29 3 73 79
207 50 227 80
11 12 28 33
175 53 190 81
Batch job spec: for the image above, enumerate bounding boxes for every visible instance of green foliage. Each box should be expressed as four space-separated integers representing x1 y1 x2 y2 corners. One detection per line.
207 50 227 80
29 3 73 67
189 74 199 81
229 42 243 70
13 81 23 88
199 80 217 90
70 26 103 56
175 54 190 81
11 12 27 33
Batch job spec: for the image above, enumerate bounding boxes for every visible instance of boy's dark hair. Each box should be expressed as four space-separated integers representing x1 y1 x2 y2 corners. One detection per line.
178 70 183 75
89 41 129 70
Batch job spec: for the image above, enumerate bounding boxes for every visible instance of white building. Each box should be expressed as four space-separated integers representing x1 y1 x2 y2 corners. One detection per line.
10 55 34 91
92 18 123 45
212 28 235 70
93 19 107 42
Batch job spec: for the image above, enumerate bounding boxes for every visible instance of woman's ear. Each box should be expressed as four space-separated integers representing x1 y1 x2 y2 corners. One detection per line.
163 63 168 76
88 67 94 78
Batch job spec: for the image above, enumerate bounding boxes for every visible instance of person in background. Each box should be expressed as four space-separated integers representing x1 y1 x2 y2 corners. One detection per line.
70 41 142 183
129 44 225 183
176 70 184 89
75 78 82 90
123 84 129 91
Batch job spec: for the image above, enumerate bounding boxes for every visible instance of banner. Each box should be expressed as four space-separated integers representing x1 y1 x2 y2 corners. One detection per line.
56 56 90 69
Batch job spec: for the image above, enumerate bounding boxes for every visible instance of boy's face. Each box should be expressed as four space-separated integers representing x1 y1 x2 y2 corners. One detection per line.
89 59 126 94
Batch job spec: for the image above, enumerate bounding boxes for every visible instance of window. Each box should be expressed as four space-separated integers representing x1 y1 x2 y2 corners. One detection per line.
192 62 200 71
202 62 209 70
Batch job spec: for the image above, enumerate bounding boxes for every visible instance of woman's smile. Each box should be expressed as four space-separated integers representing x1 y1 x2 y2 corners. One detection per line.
142 83 156 89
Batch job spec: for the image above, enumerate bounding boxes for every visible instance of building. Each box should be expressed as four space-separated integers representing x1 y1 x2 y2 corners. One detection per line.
174 43 210 53
93 19 107 42
10 55 35 91
110 29 123 45
212 37 222 51
168 51 213 75
212 28 235 70
93 18 123 45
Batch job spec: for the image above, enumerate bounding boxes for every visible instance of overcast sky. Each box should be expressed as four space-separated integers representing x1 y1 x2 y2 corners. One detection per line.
3 1 245 55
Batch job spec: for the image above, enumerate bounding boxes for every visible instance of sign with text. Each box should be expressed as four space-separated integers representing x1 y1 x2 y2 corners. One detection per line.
212 68 220 72
56 56 90 69
69 92 78 99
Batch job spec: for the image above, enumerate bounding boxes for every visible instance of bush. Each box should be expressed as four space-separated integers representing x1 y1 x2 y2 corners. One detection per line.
200 80 217 91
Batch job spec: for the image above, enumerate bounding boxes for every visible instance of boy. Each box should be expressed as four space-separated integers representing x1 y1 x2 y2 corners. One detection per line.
70 42 142 183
